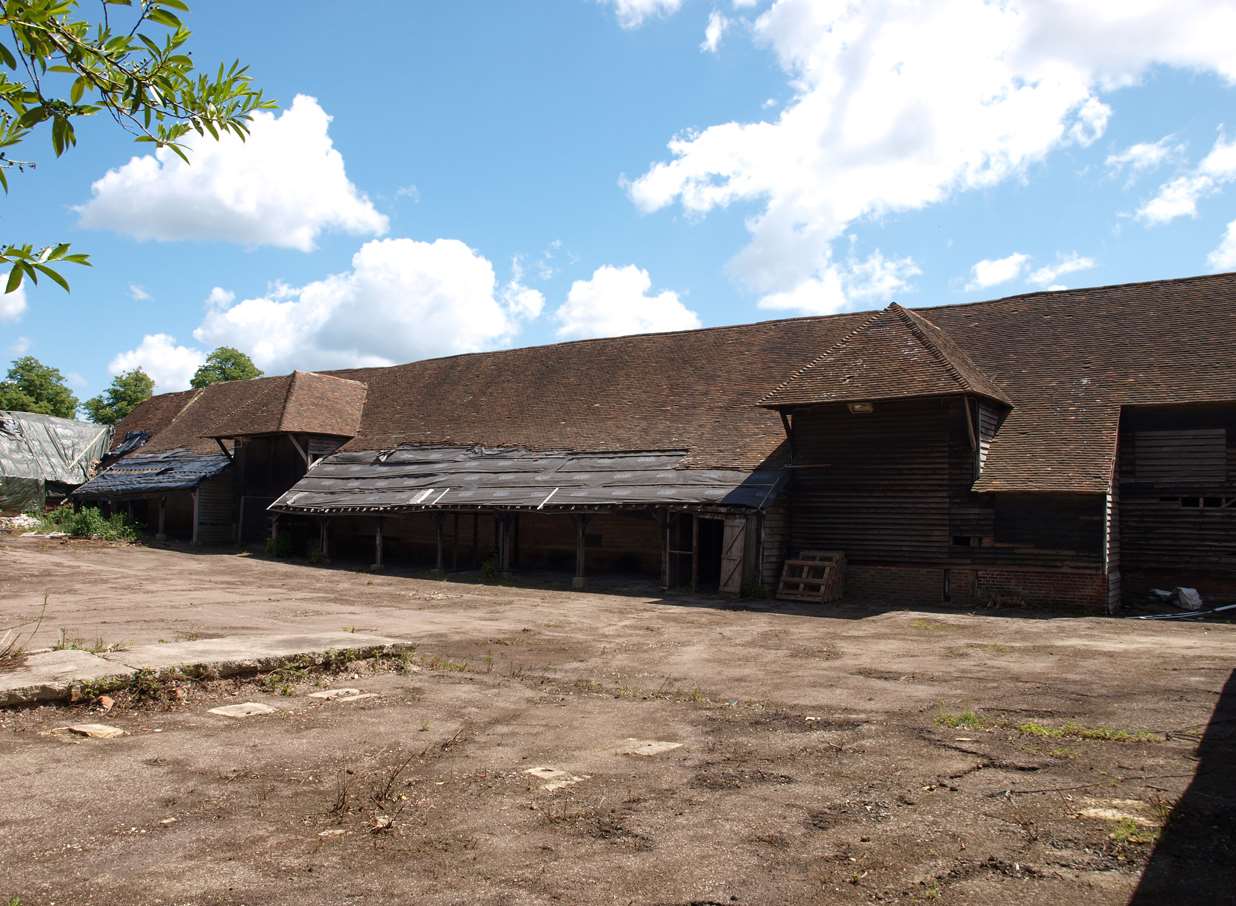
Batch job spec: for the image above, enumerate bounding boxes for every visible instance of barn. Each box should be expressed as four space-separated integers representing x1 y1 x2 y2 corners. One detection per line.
74 272 1236 610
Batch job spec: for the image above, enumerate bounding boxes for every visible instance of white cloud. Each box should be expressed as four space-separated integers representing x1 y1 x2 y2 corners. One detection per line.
1137 131 1236 224
1209 220 1236 271
501 257 546 320
76 95 388 252
555 265 701 339
628 0 1236 309
701 10 731 53
395 184 420 203
966 253 1029 291
1027 252 1096 287
205 286 236 309
1106 135 1182 181
128 283 151 302
8 336 29 355
193 237 537 374
607 0 682 29
0 280 26 322
108 333 206 392
760 250 921 314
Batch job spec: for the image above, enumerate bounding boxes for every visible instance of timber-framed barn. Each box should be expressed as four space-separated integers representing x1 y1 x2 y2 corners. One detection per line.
74 272 1236 610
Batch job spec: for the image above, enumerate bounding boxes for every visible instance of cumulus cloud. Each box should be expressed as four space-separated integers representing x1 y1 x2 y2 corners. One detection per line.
1209 220 1236 271
76 95 388 251
628 0 1236 312
1028 252 1096 287
0 280 26 322
128 283 151 302
1105 135 1183 181
192 237 539 374
966 253 1029 291
1137 131 1236 224
108 333 206 391
760 251 921 313
555 265 701 339
607 0 682 29
701 10 731 53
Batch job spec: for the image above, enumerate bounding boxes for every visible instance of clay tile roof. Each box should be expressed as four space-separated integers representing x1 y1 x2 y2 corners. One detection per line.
207 370 367 439
760 302 1012 408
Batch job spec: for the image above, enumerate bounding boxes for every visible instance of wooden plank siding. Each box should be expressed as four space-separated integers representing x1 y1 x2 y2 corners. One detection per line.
788 396 1104 570
194 475 235 546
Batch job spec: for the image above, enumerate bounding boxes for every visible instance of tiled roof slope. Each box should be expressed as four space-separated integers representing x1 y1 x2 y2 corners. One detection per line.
924 273 1236 492
761 303 1011 407
325 314 869 470
110 272 1236 493
208 371 367 439
109 387 198 450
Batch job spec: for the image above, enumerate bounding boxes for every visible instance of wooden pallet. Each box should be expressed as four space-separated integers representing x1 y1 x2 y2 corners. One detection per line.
777 550 846 603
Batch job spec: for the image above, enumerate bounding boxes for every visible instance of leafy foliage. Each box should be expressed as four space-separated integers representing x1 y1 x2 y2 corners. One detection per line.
83 366 152 424
190 345 262 388
0 354 77 417
34 503 139 540
0 1 273 293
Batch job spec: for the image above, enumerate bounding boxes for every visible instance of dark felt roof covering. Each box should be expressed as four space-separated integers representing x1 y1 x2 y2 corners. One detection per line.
271 446 783 514
761 303 1012 407
105 272 1236 495
74 449 231 496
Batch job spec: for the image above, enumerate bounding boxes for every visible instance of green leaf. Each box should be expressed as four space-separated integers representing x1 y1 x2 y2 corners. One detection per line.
70 76 89 105
32 262 69 292
5 265 22 293
146 9 182 29
0 44 16 70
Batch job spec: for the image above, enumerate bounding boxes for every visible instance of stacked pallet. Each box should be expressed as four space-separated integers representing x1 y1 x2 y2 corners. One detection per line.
777 550 846 603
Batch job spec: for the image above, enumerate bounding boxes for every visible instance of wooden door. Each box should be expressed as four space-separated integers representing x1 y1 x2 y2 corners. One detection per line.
719 515 747 595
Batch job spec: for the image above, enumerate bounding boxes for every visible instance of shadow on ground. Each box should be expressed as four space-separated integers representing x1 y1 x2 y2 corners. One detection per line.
1130 668 1236 904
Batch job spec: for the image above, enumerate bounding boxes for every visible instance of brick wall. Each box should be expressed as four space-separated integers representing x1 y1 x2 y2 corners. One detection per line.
844 563 1108 611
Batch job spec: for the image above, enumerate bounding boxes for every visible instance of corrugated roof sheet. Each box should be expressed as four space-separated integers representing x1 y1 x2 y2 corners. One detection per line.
74 449 231 497
270 446 783 514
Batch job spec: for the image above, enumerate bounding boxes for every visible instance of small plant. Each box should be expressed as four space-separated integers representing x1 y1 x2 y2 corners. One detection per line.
0 594 47 671
1109 817 1159 845
1015 720 1159 743
51 628 126 654
935 709 988 729
480 557 498 582
128 668 166 704
264 533 293 558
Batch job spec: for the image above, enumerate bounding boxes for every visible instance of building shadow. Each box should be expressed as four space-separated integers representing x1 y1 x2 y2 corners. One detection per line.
1129 669 1236 904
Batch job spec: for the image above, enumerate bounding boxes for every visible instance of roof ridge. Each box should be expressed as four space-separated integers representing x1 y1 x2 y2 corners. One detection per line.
276 370 301 433
890 303 973 393
757 307 886 406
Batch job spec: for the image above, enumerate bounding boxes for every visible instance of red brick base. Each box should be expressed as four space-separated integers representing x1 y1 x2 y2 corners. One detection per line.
846 564 1109 612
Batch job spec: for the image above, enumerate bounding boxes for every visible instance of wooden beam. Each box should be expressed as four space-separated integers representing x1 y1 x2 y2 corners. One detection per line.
191 489 200 546
373 516 384 570
288 434 310 469
691 513 700 593
156 495 166 542
318 517 329 562
214 437 234 462
573 514 589 589
433 513 445 576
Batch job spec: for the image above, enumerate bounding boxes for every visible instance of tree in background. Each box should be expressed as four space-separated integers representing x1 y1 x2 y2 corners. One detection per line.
83 366 152 424
0 354 77 417
190 346 262 388
0 1 272 293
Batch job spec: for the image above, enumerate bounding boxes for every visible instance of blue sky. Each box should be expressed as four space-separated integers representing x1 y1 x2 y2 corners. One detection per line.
2 0 1235 402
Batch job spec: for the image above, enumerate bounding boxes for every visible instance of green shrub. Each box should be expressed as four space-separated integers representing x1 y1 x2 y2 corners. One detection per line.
264 533 293 558
36 506 139 541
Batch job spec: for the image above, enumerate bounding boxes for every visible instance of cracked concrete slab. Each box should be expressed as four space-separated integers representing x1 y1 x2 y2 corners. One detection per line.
0 649 135 707
208 702 278 718
1 633 411 707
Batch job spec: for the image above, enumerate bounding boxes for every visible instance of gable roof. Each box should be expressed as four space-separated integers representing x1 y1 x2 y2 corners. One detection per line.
761 302 1011 407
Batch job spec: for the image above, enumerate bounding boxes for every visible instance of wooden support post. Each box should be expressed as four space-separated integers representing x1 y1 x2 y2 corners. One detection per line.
452 512 459 571
433 513 445 576
659 510 670 590
373 516 384 571
318 518 329 563
156 496 167 542
191 489 200 546
690 513 700 593
270 513 279 553
573 514 589 590
499 514 513 578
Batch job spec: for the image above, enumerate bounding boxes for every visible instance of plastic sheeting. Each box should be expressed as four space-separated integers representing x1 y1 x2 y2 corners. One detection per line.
0 411 113 512
270 445 784 515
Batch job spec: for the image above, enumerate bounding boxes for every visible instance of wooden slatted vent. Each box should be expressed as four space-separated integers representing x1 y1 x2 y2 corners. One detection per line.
777 550 846 603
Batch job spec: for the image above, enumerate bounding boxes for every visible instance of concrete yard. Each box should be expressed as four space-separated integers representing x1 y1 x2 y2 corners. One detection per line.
1 537 1234 905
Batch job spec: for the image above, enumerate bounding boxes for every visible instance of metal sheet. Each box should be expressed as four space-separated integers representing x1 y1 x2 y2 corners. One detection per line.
270 445 782 515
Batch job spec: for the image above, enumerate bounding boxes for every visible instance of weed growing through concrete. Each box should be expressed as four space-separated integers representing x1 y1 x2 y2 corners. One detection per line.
34 506 140 541
935 709 987 729
934 708 1161 742
0 594 46 671
51 628 127 654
